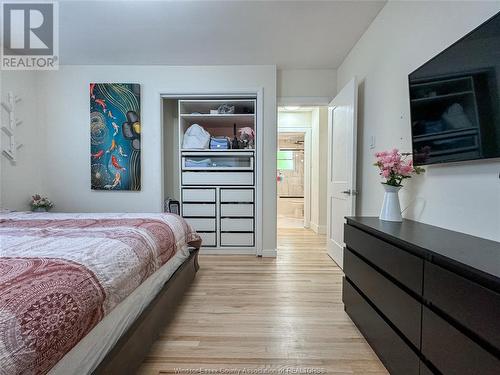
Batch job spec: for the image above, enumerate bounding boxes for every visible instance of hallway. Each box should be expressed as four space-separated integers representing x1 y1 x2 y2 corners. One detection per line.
138 228 387 374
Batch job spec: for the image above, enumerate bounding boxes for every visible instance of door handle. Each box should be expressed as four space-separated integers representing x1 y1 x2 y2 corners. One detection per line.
341 189 358 195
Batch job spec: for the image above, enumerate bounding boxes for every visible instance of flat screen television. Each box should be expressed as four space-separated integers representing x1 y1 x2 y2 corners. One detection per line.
409 12 500 166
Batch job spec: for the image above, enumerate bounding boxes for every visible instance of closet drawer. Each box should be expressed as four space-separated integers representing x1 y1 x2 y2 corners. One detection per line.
220 203 254 217
182 203 216 217
344 248 421 348
182 172 253 186
344 224 423 295
185 218 216 232
182 188 216 202
220 232 254 247
424 262 500 350
221 218 253 232
343 278 420 375
422 306 500 375
220 189 254 203
182 153 254 171
198 232 216 247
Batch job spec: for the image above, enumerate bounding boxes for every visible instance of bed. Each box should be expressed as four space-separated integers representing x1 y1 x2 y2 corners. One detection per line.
0 211 201 375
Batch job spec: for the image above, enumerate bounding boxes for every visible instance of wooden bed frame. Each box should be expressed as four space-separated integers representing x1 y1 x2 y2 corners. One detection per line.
93 249 200 374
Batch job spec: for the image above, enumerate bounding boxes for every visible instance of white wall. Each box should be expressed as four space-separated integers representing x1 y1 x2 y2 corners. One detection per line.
278 111 312 128
30 65 277 252
337 1 500 241
0 71 46 210
278 69 337 105
317 107 328 232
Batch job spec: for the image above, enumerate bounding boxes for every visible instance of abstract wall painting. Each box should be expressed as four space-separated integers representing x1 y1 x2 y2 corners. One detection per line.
90 83 141 191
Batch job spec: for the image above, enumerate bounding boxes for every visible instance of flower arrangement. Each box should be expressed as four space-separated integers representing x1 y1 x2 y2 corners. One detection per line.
374 149 425 187
30 194 54 211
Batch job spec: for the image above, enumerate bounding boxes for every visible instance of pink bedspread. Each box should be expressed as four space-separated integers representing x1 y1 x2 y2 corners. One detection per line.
0 212 201 375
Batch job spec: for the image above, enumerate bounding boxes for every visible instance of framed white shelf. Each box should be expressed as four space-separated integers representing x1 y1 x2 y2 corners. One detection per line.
180 113 255 127
181 148 254 152
179 99 255 115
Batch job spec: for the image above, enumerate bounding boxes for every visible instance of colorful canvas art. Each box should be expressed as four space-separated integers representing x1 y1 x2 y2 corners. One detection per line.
90 83 141 190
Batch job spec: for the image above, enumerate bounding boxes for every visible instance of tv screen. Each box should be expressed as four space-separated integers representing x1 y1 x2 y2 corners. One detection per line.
409 12 500 166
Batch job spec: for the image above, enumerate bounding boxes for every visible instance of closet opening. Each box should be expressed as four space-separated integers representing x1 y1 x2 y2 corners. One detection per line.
161 93 262 255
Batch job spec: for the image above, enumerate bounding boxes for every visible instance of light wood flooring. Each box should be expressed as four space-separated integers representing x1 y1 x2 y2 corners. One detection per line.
137 228 387 374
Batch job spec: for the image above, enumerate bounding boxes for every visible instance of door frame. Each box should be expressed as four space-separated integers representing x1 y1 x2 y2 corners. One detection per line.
277 126 312 228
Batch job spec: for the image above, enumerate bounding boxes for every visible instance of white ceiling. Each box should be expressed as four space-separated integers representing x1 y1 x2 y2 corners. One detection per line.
59 0 386 68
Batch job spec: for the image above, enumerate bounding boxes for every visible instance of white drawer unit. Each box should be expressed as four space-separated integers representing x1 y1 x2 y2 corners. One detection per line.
182 188 216 202
182 172 254 186
221 218 253 232
198 232 216 247
182 203 216 217
182 152 254 171
185 218 216 232
220 203 253 217
175 98 259 253
220 232 254 247
220 189 254 203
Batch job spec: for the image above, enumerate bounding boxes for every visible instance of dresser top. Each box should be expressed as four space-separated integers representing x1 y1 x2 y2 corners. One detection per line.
346 217 500 291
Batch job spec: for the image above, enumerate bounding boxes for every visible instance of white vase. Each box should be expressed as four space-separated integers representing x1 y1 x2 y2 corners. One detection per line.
379 184 402 222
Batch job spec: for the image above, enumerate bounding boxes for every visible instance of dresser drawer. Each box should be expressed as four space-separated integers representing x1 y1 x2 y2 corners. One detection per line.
182 203 216 217
221 218 253 232
185 218 216 232
220 188 254 203
220 203 253 217
198 232 216 247
424 262 500 350
344 248 421 348
419 361 434 375
182 188 216 202
182 172 253 186
422 306 500 375
344 224 423 295
343 278 420 375
220 232 254 247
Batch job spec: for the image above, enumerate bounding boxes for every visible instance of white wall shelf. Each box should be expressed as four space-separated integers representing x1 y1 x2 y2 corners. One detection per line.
180 113 255 127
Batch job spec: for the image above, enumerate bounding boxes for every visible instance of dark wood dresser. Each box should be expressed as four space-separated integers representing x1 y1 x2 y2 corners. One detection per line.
342 217 500 375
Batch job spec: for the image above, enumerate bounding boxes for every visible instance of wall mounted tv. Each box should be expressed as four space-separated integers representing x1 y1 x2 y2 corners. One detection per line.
409 12 500 166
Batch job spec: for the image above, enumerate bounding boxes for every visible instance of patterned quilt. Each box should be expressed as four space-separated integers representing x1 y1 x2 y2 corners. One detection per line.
0 212 201 375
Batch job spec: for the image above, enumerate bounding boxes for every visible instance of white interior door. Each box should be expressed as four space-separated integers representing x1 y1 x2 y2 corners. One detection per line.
327 78 358 269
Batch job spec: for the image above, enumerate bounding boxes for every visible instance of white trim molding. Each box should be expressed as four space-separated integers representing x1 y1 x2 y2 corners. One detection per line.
310 222 326 235
278 96 332 106
261 248 277 257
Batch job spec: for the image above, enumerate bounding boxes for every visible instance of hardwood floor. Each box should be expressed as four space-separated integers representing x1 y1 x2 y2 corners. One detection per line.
137 228 387 374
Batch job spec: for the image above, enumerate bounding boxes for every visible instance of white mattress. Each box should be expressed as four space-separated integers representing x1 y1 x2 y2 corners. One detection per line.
48 246 192 375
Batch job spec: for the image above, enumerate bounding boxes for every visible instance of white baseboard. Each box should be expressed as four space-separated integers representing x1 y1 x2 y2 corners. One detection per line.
310 222 326 235
261 248 277 257
199 248 256 255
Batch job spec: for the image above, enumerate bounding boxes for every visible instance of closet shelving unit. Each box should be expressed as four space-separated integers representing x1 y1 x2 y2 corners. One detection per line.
178 98 258 253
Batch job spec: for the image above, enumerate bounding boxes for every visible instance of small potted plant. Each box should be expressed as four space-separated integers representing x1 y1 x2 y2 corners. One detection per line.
374 149 424 222
30 194 54 212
